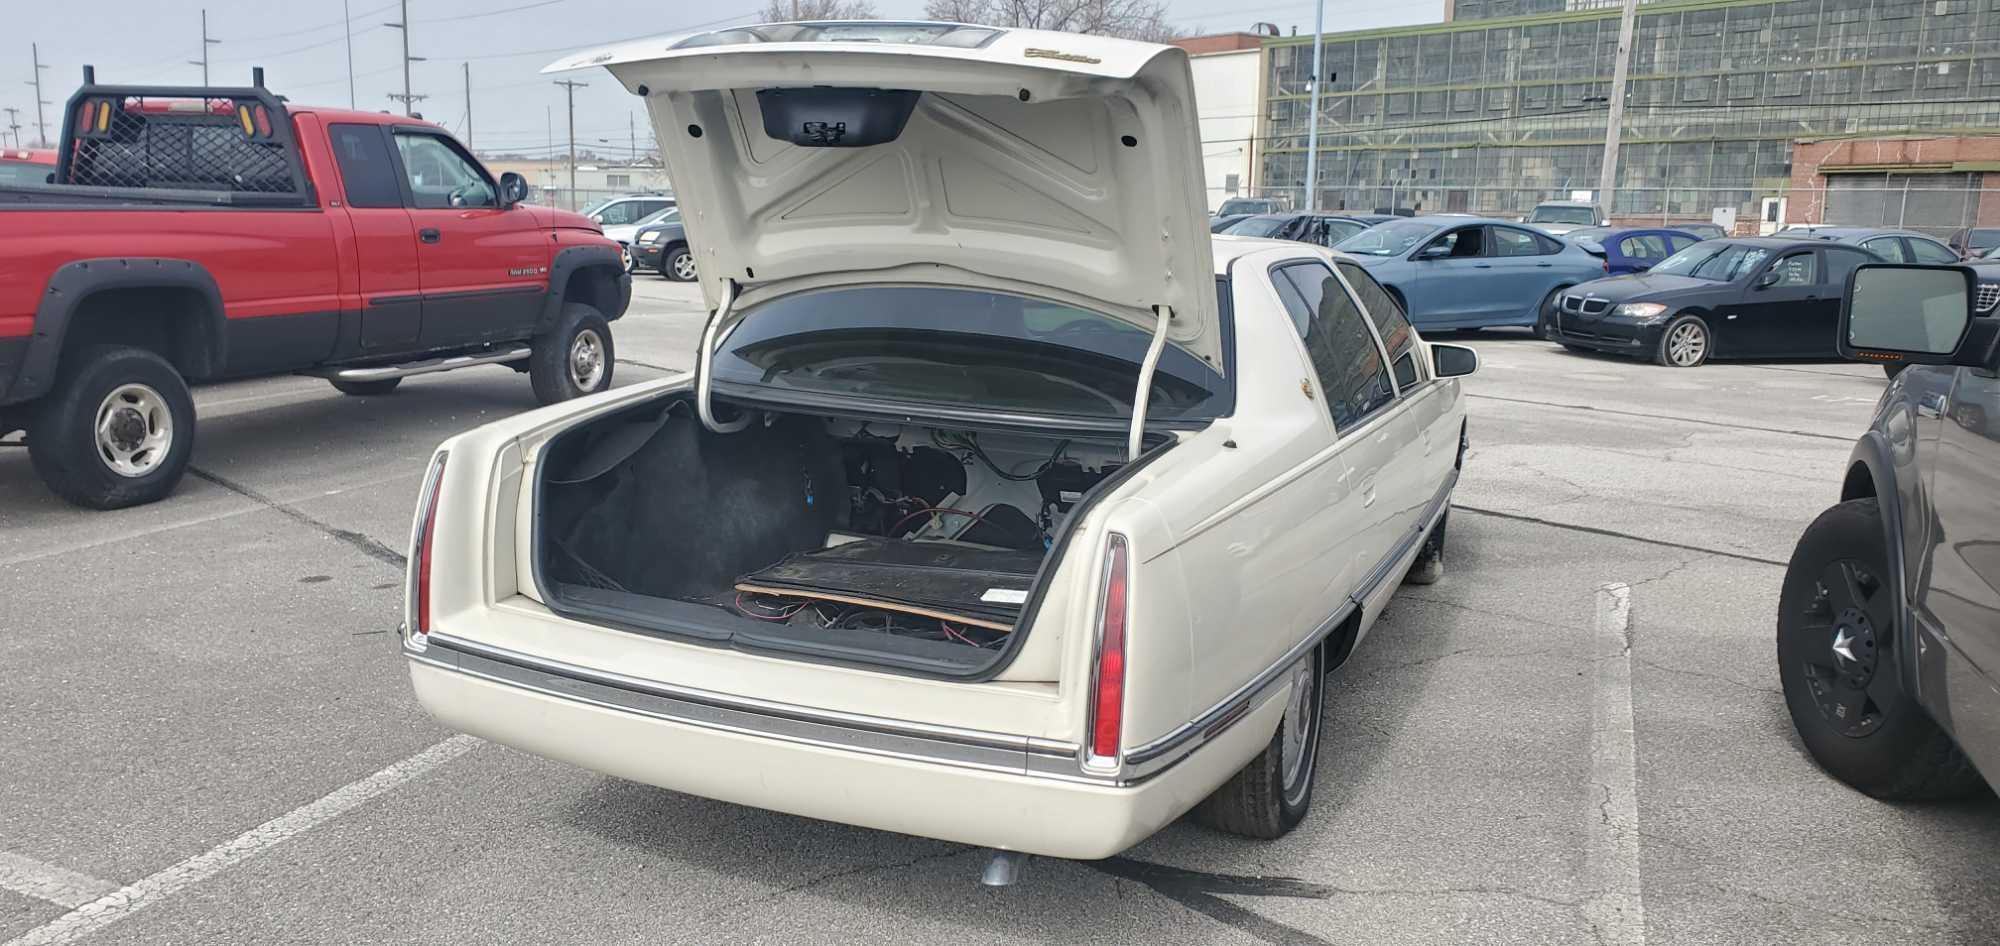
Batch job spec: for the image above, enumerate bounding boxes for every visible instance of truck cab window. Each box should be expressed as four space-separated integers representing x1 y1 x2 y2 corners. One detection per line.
393 134 495 209
328 124 403 208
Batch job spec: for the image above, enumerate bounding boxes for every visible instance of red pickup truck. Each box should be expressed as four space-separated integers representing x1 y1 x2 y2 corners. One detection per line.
0 73 630 509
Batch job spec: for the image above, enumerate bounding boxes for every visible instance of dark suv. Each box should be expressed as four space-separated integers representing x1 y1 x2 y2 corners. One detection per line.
1778 262 1998 798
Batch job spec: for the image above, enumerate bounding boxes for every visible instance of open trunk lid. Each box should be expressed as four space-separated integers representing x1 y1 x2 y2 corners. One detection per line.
545 22 1223 374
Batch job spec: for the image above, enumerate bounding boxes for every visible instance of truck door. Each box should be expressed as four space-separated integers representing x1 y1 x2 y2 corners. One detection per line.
1919 366 2000 776
326 123 422 351
388 129 550 349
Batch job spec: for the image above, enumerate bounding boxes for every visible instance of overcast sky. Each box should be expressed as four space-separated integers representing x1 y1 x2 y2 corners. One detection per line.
4 0 1440 157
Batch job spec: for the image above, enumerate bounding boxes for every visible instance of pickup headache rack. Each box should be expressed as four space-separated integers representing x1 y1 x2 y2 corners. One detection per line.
54 65 312 205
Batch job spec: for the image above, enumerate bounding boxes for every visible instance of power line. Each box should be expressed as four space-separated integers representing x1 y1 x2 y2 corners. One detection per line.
219 1 397 42
415 0 569 23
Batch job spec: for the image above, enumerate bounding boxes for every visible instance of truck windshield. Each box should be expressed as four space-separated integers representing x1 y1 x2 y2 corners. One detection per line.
714 286 1228 422
1531 206 1597 225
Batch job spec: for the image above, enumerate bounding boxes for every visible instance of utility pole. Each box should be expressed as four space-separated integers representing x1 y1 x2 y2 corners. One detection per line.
554 79 587 210
628 112 636 162
1303 0 1326 212
28 42 51 147
343 0 357 108
3 107 20 149
463 62 472 148
1596 0 1640 221
384 0 428 117
188 10 220 84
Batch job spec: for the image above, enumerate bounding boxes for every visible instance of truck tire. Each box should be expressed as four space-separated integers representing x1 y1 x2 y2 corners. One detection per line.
529 303 615 405
27 345 196 510
1196 648 1325 839
1776 498 1984 799
329 378 402 396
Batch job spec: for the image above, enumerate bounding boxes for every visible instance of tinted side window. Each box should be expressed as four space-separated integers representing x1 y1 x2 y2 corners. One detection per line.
1337 260 1421 389
1273 262 1396 430
1860 236 1908 263
328 123 403 209
597 201 641 225
1821 248 1869 288
1770 251 1818 287
1667 234 1698 252
1492 227 1545 257
1620 234 1671 258
1909 238 1959 264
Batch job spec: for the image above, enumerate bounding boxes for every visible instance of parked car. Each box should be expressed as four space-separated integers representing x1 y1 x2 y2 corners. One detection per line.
0 74 630 508
1545 237 1881 367
1678 222 1729 241
1564 226 1703 275
1209 213 1251 232
1777 225 1959 266
1222 212 1375 248
1524 199 1604 235
1215 196 1277 217
1777 261 1998 800
599 202 678 262
630 208 693 280
579 193 673 232
0 148 55 186
1945 226 2000 260
405 25 1478 863
1332 215 1604 331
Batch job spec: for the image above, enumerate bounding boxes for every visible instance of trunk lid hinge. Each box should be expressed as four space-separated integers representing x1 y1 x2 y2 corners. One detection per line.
1128 304 1172 461
696 278 751 434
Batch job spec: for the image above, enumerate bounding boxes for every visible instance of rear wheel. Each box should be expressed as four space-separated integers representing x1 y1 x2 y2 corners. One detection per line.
529 303 615 405
1776 499 1983 799
329 378 402 397
1197 647 1326 838
27 345 195 509
663 245 696 282
1654 314 1710 367
1533 287 1564 339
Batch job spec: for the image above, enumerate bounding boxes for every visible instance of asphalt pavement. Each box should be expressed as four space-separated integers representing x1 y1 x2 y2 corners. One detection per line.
1 276 1994 946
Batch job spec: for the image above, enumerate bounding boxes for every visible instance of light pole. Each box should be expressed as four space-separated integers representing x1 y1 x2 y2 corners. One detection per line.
554 79 588 210
188 10 220 85
28 42 51 147
1302 0 1326 212
1596 0 1640 221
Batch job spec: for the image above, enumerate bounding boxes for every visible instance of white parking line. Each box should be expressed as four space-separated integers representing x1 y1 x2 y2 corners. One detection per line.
1582 582 1646 946
0 853 119 910
3 735 481 946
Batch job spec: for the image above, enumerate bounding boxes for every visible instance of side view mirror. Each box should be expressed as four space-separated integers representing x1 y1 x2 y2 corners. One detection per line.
1755 268 1783 289
1416 244 1451 261
1840 264 1996 368
1432 342 1479 378
498 172 529 208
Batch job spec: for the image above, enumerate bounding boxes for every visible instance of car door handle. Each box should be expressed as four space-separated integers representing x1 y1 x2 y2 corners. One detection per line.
1917 392 1947 418
1536 262 1553 267
419 228 441 244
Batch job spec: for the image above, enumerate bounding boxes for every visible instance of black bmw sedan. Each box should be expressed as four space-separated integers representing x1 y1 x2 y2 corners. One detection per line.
1547 237 1880 367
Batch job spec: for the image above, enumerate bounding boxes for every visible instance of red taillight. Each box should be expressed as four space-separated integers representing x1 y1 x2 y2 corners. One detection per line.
1088 535 1130 763
410 453 448 638
252 105 272 138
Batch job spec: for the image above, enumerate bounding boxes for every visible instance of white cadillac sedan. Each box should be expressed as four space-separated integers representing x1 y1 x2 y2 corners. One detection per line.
400 22 1474 860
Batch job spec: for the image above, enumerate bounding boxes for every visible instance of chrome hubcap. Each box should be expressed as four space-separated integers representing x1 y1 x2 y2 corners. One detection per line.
95 383 173 478
672 251 697 280
1667 322 1706 366
568 329 605 390
1279 656 1316 797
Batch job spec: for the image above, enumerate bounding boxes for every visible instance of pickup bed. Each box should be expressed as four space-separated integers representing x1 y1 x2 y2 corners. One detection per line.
0 77 631 509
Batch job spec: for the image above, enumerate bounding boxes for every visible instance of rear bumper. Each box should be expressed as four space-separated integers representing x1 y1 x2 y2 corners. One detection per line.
406 633 1284 859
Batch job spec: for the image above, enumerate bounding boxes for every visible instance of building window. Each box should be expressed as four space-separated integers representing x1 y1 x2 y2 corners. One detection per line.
1771 71 1807 97
1225 173 1240 196
606 173 631 188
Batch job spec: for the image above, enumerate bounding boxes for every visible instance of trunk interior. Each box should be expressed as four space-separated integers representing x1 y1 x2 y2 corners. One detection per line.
533 394 1138 676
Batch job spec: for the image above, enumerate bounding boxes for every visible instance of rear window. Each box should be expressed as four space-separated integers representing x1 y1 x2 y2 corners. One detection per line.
1530 205 1596 225
714 286 1229 422
0 160 51 186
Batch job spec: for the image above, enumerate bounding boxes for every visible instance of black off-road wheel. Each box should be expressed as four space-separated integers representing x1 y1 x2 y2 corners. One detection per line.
27 345 196 510
329 378 402 396
1654 314 1710 367
1196 646 1326 839
1776 498 1984 799
529 303 615 405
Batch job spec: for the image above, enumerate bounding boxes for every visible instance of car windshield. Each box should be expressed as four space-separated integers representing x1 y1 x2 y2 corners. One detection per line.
1649 242 1773 281
0 160 51 186
713 286 1228 422
1334 220 1439 257
1224 215 1291 238
1530 206 1596 225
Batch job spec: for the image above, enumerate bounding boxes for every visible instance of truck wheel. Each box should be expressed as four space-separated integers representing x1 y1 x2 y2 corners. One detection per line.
1196 648 1325 839
663 245 696 282
1776 499 1983 799
329 378 402 397
27 345 196 510
1403 509 1447 585
529 304 615 405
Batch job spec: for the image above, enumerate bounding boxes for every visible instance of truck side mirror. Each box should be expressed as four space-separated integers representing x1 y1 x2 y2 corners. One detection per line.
499 172 529 208
1840 264 1993 368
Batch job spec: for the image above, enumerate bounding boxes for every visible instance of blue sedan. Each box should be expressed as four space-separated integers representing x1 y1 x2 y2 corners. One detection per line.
1333 215 1607 332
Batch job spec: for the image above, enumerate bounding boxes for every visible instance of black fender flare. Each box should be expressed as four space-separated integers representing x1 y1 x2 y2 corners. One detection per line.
4 258 227 405
1841 430 1921 694
537 243 631 333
